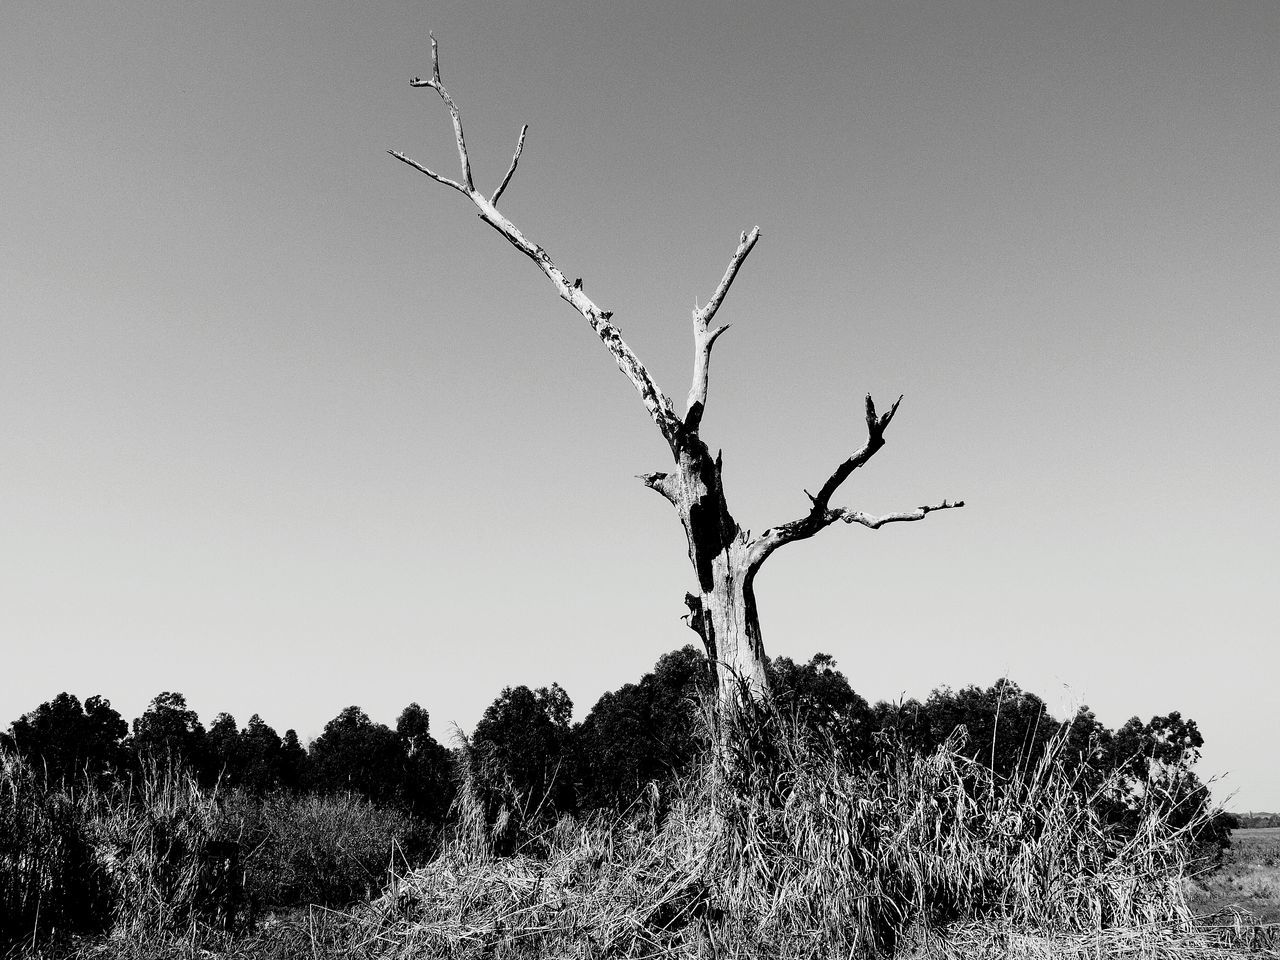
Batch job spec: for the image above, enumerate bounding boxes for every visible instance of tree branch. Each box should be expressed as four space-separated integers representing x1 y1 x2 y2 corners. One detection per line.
811 393 901 508
834 499 964 529
685 228 760 432
747 393 962 569
386 149 468 195
491 124 528 205
408 33 474 192
391 37 682 447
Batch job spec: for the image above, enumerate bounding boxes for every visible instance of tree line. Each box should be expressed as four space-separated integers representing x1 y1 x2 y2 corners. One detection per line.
1235 813 1279 829
1 647 1231 846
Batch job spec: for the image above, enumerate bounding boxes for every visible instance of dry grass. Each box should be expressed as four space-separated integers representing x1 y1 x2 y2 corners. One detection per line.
0 753 110 949
85 760 229 938
911 919 1278 958
0 753 416 955
307 715 1269 959
8 721 1277 959
218 790 414 911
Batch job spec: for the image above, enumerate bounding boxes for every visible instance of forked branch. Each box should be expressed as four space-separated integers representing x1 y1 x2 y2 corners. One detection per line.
686 228 761 432
812 393 902 509
389 37 683 446
748 393 963 568
407 33 474 192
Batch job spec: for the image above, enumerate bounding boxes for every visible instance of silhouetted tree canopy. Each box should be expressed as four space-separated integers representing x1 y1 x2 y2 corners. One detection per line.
206 712 243 784
472 684 575 821
574 646 708 809
279 728 307 790
307 706 405 806
767 653 873 758
1098 711 1227 846
396 702 453 821
130 692 210 782
2 693 127 784
239 714 286 791
0 662 1229 851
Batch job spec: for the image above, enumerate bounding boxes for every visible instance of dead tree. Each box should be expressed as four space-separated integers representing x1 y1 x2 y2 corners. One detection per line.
389 36 963 719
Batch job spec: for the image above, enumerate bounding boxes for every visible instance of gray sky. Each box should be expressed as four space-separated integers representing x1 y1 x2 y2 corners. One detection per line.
2 0 1276 810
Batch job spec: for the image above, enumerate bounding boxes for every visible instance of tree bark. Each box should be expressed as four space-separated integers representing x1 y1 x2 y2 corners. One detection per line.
664 441 768 706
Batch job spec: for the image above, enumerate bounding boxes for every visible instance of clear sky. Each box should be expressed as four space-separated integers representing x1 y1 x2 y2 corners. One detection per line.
2 1 1276 810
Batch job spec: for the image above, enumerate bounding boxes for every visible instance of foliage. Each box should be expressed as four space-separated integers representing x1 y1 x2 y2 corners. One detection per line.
129 692 210 784
767 652 874 758
470 683 576 845
306 706 409 807
573 645 707 810
870 678 1055 780
395 702 454 823
1100 711 1230 849
2 692 128 786
303 703 451 821
88 759 233 937
0 753 419 952
206 712 305 794
863 681 1227 854
0 663 1243 959
279 728 308 790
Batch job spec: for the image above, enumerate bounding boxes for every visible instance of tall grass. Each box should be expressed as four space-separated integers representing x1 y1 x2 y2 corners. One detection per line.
85 758 231 938
0 751 416 953
0 753 110 949
714 716 1201 955
220 790 416 911
3 710 1261 959
324 710 1229 959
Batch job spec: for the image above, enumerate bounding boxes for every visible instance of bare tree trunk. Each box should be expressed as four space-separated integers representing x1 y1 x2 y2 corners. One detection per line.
389 36 963 731
647 438 769 707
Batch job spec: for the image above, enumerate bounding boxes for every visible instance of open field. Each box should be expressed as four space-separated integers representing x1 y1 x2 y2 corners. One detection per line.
1190 828 1280 924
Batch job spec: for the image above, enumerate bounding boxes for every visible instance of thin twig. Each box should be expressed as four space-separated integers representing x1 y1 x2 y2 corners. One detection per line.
492 124 529 205
386 150 468 194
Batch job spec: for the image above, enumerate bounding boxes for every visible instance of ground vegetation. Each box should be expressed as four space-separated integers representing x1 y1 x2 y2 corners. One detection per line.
1 650 1261 957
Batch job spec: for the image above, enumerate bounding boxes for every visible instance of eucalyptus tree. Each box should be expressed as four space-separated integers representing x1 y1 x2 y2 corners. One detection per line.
389 37 962 719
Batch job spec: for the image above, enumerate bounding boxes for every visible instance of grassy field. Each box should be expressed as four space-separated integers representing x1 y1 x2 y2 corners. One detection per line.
7 744 1279 958
1191 827 1280 923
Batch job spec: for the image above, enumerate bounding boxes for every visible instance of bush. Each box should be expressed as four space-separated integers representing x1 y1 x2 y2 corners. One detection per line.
218 790 415 910
2 753 421 953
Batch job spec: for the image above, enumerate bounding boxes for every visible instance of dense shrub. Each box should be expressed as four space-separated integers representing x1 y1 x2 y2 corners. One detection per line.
0 752 111 949
1 755 420 952
218 790 415 910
